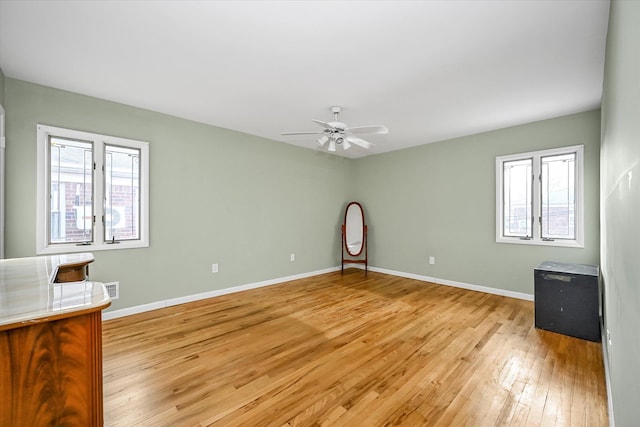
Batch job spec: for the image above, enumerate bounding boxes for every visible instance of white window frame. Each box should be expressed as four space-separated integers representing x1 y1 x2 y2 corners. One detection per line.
36 124 149 254
496 145 584 248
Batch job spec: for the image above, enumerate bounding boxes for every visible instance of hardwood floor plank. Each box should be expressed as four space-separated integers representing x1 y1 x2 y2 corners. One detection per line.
102 270 609 426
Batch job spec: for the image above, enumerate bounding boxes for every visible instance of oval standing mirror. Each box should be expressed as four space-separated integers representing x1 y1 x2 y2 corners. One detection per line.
344 202 365 256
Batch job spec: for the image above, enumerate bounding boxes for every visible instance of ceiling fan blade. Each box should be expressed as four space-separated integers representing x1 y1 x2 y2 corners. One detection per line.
346 125 389 135
281 131 325 135
312 119 337 131
346 136 373 149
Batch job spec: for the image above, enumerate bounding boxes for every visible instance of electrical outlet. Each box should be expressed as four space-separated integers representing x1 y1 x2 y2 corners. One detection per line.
212 263 219 273
290 253 295 262
429 256 435 265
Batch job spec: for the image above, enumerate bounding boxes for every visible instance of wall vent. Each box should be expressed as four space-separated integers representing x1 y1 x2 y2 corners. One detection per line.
104 281 120 300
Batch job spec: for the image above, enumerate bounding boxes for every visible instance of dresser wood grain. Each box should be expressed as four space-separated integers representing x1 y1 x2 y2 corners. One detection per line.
0 253 110 427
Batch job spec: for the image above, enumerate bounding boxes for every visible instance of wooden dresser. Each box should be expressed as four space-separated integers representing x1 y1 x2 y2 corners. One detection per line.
0 253 111 426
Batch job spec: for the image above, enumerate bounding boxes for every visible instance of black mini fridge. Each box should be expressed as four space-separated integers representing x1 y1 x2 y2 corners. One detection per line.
534 261 600 342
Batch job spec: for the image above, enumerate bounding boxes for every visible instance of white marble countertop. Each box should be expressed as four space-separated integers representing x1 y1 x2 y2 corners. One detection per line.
0 253 111 330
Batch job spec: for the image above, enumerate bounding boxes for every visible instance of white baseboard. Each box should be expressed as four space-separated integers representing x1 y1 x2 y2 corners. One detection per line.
601 321 615 427
348 264 534 301
102 266 340 321
103 264 533 321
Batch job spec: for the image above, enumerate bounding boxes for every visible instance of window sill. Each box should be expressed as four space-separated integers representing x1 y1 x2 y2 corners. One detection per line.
36 241 149 255
496 237 584 249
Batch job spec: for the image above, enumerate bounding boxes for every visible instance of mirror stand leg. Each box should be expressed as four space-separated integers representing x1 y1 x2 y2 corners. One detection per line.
341 231 344 275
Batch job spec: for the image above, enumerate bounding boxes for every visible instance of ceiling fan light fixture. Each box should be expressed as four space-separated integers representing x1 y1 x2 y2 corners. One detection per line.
282 106 385 154
317 135 329 146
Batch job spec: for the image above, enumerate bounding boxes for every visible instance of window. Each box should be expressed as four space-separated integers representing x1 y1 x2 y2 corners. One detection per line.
496 145 583 247
37 124 149 254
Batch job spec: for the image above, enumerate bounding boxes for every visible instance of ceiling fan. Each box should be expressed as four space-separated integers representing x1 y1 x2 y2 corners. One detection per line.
281 106 388 152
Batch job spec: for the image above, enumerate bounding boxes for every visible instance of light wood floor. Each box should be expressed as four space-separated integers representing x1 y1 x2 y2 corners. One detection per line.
102 270 609 426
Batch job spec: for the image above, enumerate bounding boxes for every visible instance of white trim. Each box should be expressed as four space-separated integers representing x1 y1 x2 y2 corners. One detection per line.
104 265 533 321
36 124 150 254
352 264 534 301
103 300 166 320
496 145 584 248
369 266 534 300
102 266 341 320
601 322 616 427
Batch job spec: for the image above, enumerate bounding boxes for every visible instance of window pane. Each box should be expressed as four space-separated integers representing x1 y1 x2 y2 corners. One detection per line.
541 153 575 239
503 158 532 237
104 144 140 242
49 137 93 244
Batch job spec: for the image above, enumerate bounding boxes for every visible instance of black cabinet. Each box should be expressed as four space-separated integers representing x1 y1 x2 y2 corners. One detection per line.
534 261 600 342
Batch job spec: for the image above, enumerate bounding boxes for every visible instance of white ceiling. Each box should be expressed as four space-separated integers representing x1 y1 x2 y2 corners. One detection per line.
0 0 610 158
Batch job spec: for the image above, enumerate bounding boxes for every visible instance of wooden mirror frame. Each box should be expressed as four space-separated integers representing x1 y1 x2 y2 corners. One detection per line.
341 201 368 274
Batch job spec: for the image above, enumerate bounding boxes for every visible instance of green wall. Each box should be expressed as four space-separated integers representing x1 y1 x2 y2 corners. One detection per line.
4 78 351 311
352 110 601 295
4 77 602 313
600 0 640 425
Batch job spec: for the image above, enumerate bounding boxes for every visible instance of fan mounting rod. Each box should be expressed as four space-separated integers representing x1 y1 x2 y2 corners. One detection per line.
330 106 342 121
